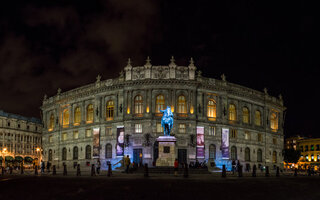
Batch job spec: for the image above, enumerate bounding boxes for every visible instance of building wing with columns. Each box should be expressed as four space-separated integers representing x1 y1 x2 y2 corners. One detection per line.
41 57 285 170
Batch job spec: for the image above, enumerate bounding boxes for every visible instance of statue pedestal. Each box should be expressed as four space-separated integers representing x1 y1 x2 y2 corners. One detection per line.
156 136 176 167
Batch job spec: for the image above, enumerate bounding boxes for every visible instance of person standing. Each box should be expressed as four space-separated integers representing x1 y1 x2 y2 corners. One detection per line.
232 160 236 174
96 159 101 175
40 160 45 173
174 159 179 177
124 155 131 174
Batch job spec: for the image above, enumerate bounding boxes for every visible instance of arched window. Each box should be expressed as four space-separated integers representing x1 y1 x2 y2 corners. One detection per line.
242 107 249 124
270 112 278 131
106 101 114 121
74 107 81 125
86 104 94 123
229 104 237 121
62 109 69 127
62 147 67 161
105 143 112 159
257 149 262 162
245 147 250 161
156 95 165 113
85 145 91 159
209 144 216 159
48 149 52 161
231 146 237 160
73 146 78 160
207 99 216 119
255 110 261 126
134 95 143 115
48 114 54 131
272 151 277 163
177 95 187 114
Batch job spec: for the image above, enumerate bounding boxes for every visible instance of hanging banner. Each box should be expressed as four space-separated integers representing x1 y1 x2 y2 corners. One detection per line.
93 128 100 158
221 128 230 159
116 126 125 156
196 126 205 158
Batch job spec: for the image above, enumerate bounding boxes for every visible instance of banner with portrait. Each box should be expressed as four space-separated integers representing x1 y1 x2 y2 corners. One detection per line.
196 126 205 158
116 126 125 156
93 128 100 158
221 128 230 159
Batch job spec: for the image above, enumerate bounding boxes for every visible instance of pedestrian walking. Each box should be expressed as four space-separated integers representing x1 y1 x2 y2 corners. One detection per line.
96 159 101 175
174 159 179 177
91 164 96 176
40 160 45 173
232 160 236 174
124 155 131 174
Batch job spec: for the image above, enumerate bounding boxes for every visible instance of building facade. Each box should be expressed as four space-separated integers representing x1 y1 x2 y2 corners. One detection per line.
297 138 320 170
0 110 42 166
41 57 285 170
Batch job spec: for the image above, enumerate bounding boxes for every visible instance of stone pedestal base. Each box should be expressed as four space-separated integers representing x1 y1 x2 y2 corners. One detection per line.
156 136 176 167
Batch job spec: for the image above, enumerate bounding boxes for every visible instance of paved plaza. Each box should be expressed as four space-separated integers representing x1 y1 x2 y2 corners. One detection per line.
1 170 320 200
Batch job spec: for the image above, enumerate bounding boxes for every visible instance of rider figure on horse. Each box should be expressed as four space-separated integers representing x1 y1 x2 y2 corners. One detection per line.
160 106 174 136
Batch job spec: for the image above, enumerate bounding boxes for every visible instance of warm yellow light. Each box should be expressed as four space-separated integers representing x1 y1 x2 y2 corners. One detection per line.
36 148 40 152
127 107 130 114
146 106 149 113
3 148 7 152
190 106 194 114
171 106 174 113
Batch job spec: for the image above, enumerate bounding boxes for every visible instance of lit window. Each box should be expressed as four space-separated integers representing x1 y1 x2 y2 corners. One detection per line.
85 129 92 138
177 95 187 114
209 126 215 136
156 95 165 113
231 129 237 138
62 132 67 141
134 95 143 115
106 127 112 136
270 111 278 131
207 99 216 120
74 107 81 125
106 101 114 120
229 104 237 121
86 104 94 123
258 133 262 142
178 124 186 133
62 109 69 127
156 123 163 133
245 131 251 140
135 124 142 133
73 131 79 139
311 145 314 151
311 154 314 161
48 114 54 131
242 107 250 124
255 110 261 126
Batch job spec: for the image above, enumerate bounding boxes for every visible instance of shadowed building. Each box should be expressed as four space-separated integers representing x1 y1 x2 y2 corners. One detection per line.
41 57 285 171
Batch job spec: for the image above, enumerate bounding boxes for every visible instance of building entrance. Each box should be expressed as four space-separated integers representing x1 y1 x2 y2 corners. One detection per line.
178 149 187 164
133 149 143 164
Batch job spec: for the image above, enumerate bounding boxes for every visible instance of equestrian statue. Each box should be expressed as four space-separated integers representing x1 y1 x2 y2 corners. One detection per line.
160 106 174 136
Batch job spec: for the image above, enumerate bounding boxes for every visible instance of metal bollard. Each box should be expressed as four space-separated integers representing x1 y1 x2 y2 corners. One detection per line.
276 167 280 177
35 166 38 175
265 166 270 177
183 163 189 178
144 163 149 177
222 165 226 177
252 165 256 177
107 163 112 177
294 168 298 177
53 165 56 175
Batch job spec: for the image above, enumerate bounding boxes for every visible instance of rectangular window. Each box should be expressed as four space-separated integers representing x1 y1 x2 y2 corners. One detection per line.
156 123 163 133
135 124 142 133
230 129 237 138
62 132 67 141
273 138 277 145
86 129 92 138
258 133 262 142
178 124 186 134
106 127 112 136
311 145 314 151
73 131 79 139
245 131 251 140
209 126 215 136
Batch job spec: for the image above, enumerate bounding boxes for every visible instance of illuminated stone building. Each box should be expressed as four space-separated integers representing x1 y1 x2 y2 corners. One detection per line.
297 138 320 170
41 57 285 170
0 110 42 165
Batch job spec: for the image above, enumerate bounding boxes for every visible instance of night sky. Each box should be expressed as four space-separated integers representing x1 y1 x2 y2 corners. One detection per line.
0 1 318 138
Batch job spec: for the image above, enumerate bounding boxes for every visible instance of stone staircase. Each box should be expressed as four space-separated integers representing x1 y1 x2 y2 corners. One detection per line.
134 166 211 174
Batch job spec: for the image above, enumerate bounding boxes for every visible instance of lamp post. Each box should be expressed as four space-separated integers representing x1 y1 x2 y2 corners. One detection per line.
36 147 41 166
